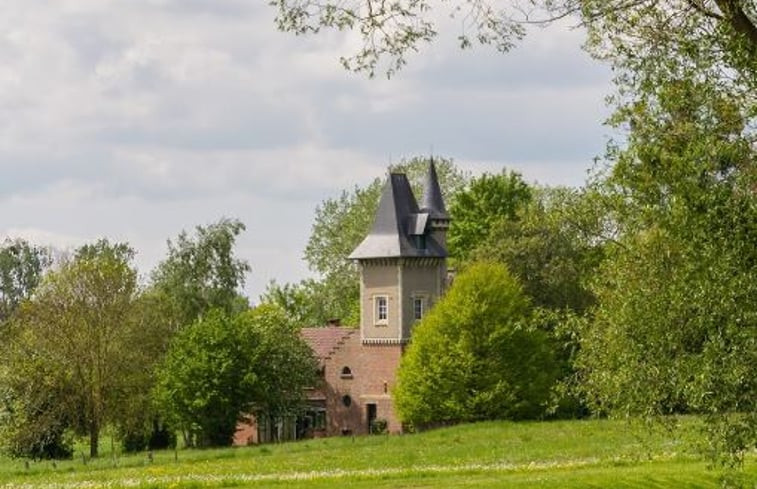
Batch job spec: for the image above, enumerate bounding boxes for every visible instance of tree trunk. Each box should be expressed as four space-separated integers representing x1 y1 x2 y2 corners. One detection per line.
89 421 99 458
713 0 757 55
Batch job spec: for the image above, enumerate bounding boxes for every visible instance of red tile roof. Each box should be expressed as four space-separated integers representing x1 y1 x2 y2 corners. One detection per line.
301 326 357 361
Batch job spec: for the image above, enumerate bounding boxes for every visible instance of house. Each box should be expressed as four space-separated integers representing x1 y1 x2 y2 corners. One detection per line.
234 161 450 443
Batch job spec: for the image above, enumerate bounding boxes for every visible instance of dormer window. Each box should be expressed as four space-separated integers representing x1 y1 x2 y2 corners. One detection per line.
375 295 388 325
414 234 427 250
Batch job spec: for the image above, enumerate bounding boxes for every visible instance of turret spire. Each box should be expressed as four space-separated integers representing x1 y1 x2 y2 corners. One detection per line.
420 159 448 219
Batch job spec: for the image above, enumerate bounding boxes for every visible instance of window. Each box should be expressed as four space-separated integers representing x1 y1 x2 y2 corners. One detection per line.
340 366 353 379
375 296 388 324
342 395 352 407
413 297 425 320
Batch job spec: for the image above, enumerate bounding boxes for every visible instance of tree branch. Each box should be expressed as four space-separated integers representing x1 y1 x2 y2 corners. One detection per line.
684 0 724 20
713 0 757 55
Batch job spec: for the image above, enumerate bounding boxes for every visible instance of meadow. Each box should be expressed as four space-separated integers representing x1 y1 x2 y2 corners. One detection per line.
0 418 754 489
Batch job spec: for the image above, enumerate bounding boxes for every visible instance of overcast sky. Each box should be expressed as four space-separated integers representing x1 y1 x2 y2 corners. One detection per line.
0 0 615 301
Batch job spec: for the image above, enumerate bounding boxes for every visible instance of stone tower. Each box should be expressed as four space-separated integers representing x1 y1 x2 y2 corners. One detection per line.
349 161 449 343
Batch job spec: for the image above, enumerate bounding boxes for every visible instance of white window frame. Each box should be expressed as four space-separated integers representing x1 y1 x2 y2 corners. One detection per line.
374 295 389 325
413 296 425 321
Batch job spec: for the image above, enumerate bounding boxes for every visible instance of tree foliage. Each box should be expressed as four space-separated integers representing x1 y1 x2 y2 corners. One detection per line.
576 76 756 469
151 218 251 329
0 239 51 325
1 240 155 458
448 170 532 261
469 186 603 313
154 305 317 447
270 0 756 80
395 262 559 428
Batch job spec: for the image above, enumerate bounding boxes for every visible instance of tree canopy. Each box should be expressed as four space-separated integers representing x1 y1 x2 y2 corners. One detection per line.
0 239 51 325
395 262 559 428
154 305 317 447
447 170 532 261
270 0 756 80
1 240 155 458
576 74 756 469
151 218 251 330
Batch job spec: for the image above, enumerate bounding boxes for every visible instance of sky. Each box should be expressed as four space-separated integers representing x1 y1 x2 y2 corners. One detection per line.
0 0 615 302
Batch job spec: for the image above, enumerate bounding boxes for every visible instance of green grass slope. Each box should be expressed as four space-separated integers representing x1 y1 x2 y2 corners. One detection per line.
0 418 754 488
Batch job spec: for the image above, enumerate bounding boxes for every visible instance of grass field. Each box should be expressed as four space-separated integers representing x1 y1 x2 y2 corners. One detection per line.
0 418 754 488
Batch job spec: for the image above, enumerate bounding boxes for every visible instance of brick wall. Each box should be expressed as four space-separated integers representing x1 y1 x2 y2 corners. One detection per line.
321 333 404 435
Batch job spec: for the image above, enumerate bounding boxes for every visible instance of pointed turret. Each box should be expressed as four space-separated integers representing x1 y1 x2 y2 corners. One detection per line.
349 173 446 260
349 166 451 346
420 159 448 220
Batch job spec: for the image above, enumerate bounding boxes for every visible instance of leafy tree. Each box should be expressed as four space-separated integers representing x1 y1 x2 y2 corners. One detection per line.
0 356 74 459
448 170 532 261
261 279 337 327
467 186 610 417
576 77 756 471
270 1 756 79
154 305 317 447
264 157 468 326
469 186 603 313
395 262 559 428
1 240 150 458
0 239 51 325
151 218 251 329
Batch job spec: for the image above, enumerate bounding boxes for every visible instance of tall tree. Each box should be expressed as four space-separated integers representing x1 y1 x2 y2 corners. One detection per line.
447 170 532 261
2 240 149 458
151 218 251 329
576 76 756 470
469 186 604 313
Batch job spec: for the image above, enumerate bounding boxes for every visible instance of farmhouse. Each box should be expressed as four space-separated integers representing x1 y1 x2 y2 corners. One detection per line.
234 162 450 443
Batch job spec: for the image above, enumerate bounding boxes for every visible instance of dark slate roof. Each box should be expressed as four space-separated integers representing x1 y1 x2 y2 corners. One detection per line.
420 159 449 220
301 326 356 361
349 172 446 260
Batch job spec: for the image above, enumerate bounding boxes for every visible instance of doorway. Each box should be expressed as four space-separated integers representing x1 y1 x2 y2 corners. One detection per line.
366 403 377 433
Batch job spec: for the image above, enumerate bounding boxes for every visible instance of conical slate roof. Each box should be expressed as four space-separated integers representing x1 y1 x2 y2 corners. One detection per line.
420 159 449 219
349 173 446 260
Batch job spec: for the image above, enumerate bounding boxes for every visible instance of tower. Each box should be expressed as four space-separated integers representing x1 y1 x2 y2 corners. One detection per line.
349 161 449 343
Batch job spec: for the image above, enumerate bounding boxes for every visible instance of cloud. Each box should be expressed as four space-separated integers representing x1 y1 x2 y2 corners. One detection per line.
0 1 614 301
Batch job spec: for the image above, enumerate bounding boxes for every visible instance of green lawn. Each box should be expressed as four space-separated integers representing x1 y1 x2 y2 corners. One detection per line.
0 418 753 488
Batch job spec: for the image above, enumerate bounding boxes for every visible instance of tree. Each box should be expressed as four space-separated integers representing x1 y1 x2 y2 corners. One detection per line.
469 186 603 313
394 262 559 428
1 240 150 458
447 170 532 261
0 239 51 325
263 156 468 326
575 77 756 472
151 218 251 330
154 305 317 447
270 1 756 80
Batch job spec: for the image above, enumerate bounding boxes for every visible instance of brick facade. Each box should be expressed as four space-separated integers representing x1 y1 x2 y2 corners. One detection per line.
314 332 404 435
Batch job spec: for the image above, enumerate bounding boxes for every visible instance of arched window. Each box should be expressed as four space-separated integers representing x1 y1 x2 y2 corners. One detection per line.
340 366 353 379
342 395 352 407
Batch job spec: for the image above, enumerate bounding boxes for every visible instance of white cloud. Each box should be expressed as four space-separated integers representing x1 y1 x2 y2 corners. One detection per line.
0 1 614 301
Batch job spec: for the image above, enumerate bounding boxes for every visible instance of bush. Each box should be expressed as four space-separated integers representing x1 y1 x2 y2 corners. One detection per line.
395 262 559 428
